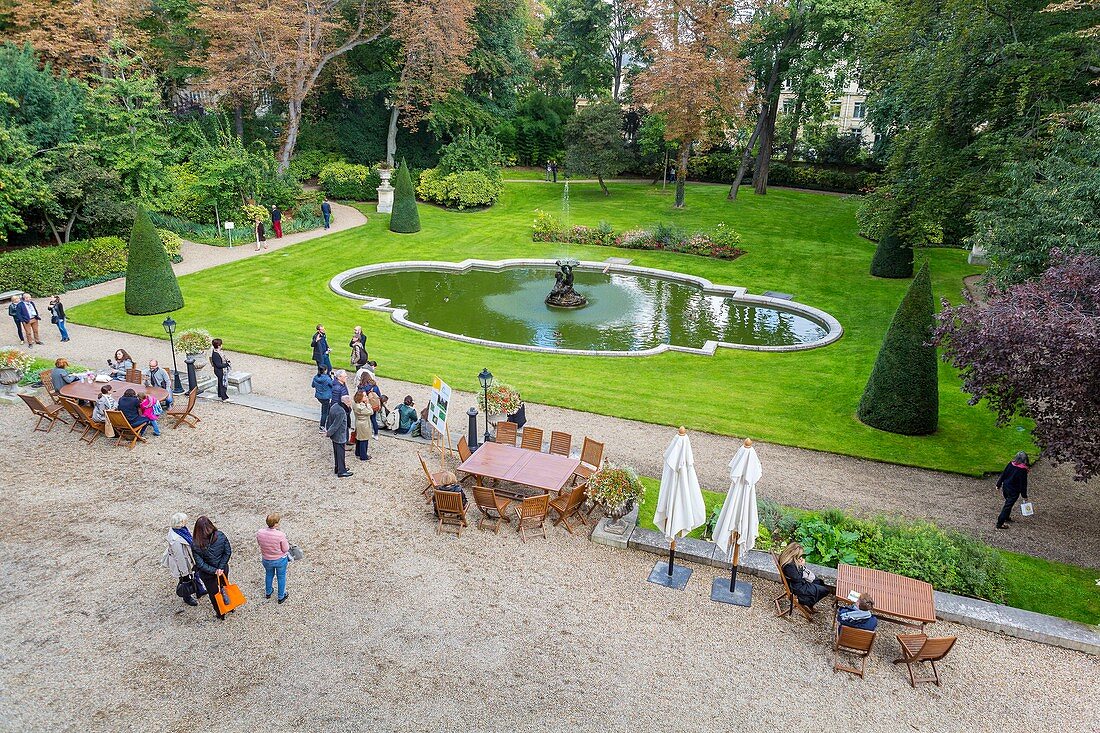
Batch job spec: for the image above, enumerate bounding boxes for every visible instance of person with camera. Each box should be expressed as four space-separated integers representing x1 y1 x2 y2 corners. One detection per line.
210 338 230 401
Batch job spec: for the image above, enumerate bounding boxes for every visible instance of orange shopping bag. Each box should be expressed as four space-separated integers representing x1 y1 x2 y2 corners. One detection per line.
214 574 246 615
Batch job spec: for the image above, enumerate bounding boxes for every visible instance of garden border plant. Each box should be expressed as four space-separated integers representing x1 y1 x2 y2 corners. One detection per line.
533 211 746 261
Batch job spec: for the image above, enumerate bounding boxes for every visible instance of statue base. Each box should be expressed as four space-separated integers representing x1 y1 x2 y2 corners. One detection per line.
545 291 588 308
377 183 394 214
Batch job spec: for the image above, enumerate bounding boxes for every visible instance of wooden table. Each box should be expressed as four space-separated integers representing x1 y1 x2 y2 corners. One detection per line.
835 563 936 627
60 380 170 403
457 442 580 497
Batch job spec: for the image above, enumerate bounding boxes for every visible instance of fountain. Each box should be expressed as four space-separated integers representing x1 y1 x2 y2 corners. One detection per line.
545 258 587 308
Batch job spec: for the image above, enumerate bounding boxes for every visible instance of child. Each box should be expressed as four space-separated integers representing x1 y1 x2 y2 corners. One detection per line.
138 391 162 436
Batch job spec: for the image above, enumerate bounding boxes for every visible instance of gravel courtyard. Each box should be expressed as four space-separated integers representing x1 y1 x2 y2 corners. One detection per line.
0 402 1096 732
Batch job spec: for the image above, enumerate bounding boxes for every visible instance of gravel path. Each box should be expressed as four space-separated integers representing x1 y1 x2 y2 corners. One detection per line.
0 402 1096 731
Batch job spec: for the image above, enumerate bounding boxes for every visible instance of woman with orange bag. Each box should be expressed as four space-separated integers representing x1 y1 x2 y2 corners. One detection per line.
192 516 234 620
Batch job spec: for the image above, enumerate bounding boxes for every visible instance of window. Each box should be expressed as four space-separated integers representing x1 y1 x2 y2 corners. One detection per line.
782 78 793 91
782 98 796 114
830 101 842 119
853 101 866 119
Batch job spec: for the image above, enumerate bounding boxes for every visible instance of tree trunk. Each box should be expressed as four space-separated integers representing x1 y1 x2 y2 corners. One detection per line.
729 110 766 200
234 102 244 140
63 205 80 243
674 141 689 208
277 97 303 172
784 92 804 164
598 175 609 195
753 94 781 195
45 217 63 246
612 54 624 101
386 105 399 167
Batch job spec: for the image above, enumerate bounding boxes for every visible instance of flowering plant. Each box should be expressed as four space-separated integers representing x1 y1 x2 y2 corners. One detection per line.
586 464 645 511
176 328 213 355
0 348 34 373
478 382 522 416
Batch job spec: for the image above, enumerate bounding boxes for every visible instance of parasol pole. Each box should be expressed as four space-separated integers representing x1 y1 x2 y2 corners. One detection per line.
728 530 741 592
667 425 688 576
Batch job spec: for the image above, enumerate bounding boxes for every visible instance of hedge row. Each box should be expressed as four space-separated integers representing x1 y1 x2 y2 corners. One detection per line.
0 230 182 296
533 213 745 261
318 162 424 202
416 168 503 209
688 153 880 194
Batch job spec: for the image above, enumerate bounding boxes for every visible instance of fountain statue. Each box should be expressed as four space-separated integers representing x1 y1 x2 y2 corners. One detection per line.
545 258 588 308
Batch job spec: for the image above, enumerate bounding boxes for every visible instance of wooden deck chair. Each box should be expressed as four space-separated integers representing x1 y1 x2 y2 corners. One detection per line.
58 397 98 443
433 489 467 536
514 494 550 542
771 551 816 621
549 480 590 535
572 437 605 484
106 409 148 450
893 634 957 687
455 440 480 486
418 451 450 502
472 484 513 533
549 430 571 457
494 420 518 446
39 369 61 403
166 388 201 429
834 624 877 678
520 426 544 451
124 368 143 384
19 393 67 433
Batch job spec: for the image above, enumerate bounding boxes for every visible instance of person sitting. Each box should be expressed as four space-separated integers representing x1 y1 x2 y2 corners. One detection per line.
118 388 155 435
837 593 877 631
50 358 81 393
145 359 174 406
376 394 395 431
394 395 419 435
138 391 162 436
108 349 135 380
91 385 115 425
778 542 832 609
419 405 436 441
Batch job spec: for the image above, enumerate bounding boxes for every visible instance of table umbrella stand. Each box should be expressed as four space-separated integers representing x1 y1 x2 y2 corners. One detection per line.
711 530 752 606
648 536 693 590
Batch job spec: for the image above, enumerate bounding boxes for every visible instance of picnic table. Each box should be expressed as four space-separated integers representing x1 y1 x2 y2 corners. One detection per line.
60 380 170 403
835 563 936 628
457 442 580 499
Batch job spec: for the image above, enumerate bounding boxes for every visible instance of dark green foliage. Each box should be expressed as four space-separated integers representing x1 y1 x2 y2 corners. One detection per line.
437 130 504 175
318 162 381 201
389 161 420 234
125 206 183 315
869 228 913 278
858 261 938 434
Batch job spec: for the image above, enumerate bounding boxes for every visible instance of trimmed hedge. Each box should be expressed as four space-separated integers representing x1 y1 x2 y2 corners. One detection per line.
417 168 503 209
318 162 381 201
289 150 346 180
125 206 184 315
689 153 880 194
857 261 939 435
870 228 914 278
389 160 420 233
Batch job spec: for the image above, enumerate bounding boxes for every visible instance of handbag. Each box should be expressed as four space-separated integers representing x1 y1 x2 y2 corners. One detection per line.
175 575 196 598
288 544 304 561
1019 501 1034 516
213 574 247 615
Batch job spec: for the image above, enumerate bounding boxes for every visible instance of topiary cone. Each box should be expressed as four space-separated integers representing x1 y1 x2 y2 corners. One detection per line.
870 228 913 278
125 205 184 315
857 261 938 435
389 159 420 234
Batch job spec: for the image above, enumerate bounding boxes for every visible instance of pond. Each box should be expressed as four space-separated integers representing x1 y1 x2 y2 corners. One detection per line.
334 260 841 355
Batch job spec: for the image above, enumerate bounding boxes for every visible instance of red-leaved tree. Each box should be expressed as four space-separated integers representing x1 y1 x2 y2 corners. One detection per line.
934 251 1100 481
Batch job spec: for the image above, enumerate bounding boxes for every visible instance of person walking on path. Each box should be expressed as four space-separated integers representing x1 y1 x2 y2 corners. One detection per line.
210 338 230 401
48 295 70 342
996 451 1031 529
321 198 332 229
256 513 291 603
192 516 233 620
311 325 332 370
271 205 283 238
312 365 334 433
16 293 43 347
8 295 23 344
254 218 267 251
325 391 353 477
162 512 205 607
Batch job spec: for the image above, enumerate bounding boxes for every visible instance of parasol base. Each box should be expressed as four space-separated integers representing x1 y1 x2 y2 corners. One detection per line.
647 561 692 590
710 577 753 607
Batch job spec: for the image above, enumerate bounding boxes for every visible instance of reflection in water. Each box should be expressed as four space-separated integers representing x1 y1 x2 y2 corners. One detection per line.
344 266 828 351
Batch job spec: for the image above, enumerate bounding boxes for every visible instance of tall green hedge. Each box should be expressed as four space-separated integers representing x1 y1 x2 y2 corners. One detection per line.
870 227 914 278
857 261 939 435
389 160 420 234
125 206 184 315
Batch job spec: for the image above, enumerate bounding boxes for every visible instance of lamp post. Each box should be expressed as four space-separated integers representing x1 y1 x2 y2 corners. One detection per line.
162 316 184 394
478 367 493 445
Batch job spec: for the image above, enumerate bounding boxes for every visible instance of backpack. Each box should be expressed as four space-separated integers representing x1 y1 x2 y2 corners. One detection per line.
367 392 381 413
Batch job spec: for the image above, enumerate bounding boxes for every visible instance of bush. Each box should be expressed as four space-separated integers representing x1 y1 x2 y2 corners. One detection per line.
767 163 880 194
318 162 381 201
389 160 420 233
870 227 914 279
437 130 504 175
417 168 503 209
532 210 561 241
858 261 939 435
872 521 1006 602
125 206 184 315
289 149 346 180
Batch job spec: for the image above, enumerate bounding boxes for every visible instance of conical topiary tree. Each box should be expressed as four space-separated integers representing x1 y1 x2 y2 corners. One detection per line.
389 159 420 233
857 261 938 435
125 206 184 315
870 227 914 278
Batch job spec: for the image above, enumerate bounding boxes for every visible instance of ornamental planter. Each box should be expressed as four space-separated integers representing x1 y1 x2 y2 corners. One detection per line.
0 368 22 392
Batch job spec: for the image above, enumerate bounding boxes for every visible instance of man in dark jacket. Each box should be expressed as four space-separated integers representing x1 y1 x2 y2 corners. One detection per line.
16 293 43 347
996 451 1030 529
9 295 24 344
311 324 331 370
321 199 332 229
271 205 283 238
117 388 155 435
325 398 353 477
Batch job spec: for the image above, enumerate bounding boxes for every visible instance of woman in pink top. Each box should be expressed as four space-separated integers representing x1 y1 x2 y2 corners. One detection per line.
137 391 161 436
256 513 290 602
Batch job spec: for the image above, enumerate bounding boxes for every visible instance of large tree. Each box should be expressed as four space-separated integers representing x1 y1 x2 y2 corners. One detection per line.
563 98 630 194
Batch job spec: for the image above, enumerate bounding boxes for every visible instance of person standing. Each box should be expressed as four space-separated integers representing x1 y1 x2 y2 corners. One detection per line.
330 369 352 416
311 325 332 370
8 295 23 344
352 392 372 461
321 198 332 229
162 512 204 607
996 451 1031 529
545 161 552 182
48 295 70 342
357 371 381 438
210 338 230 401
16 293 43 347
550 161 558 183
256 513 290 603
312 365 333 433
325 392 353 477
254 218 267 252
138 391 162 436
271 205 283 238
192 516 233 620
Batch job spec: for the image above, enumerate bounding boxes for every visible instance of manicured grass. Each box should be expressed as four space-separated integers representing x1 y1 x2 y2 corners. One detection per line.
68 181 1032 474
504 166 553 180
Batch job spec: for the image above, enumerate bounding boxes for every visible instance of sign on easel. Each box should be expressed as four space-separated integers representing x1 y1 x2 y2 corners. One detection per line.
429 376 453 461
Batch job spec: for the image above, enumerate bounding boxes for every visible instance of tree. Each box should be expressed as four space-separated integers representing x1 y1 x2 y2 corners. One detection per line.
563 98 630 194
0 44 88 151
41 145 129 244
125 205 184 315
0 114 50 244
541 0 613 100
632 0 751 208
389 159 420 233
934 252 1100 480
869 224 913 278
608 0 638 101
464 0 532 117
857 261 939 435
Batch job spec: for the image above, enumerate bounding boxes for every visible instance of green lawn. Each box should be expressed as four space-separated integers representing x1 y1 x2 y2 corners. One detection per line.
69 181 1031 474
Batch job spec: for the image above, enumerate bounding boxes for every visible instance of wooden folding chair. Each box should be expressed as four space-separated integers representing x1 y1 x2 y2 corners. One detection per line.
166 388 201 429
548 430 572 457
572 437 604 484
19 393 67 433
433 489 467 536
106 409 148 450
771 551 816 621
494 421 518 446
472 483 513 533
57 397 98 443
894 634 957 687
418 451 450 502
124 368 143 384
455 440 480 486
549 480 590 535
514 494 550 542
520 426 543 451
39 369 61 404
834 624 877 678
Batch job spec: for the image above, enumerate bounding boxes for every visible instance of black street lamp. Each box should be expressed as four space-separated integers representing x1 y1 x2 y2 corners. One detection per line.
478 367 493 444
162 316 184 394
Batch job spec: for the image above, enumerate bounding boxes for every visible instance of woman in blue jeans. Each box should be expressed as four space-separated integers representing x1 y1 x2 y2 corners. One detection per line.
255 513 290 603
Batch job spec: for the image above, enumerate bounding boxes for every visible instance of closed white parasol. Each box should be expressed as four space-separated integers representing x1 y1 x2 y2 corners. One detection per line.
711 438 761 606
649 426 707 589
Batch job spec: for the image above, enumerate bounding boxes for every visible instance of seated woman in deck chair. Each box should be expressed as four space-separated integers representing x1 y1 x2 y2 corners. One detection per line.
779 542 832 609
837 593 878 631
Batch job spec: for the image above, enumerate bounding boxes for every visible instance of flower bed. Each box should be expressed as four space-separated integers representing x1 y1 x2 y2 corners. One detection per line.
532 212 745 261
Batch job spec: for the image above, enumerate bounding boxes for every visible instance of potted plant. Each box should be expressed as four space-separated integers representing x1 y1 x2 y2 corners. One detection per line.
477 382 523 427
0 348 34 393
176 328 213 369
587 464 645 534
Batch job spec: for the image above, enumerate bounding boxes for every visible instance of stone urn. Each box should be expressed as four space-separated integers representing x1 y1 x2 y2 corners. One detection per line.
377 167 395 214
185 353 207 371
0 367 23 393
602 498 634 535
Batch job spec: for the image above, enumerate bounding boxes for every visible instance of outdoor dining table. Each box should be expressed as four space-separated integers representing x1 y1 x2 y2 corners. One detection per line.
60 379 170 403
457 441 580 497
835 563 937 628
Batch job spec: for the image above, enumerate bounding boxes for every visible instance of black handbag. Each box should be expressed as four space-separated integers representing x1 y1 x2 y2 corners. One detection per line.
175 575 196 598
